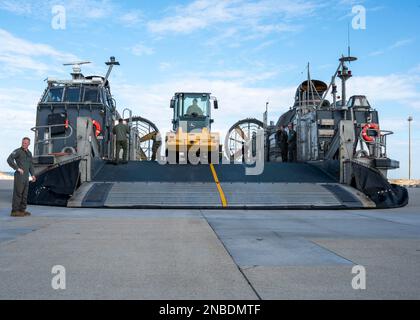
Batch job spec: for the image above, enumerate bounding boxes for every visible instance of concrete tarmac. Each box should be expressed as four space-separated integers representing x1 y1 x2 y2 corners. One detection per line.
0 180 419 299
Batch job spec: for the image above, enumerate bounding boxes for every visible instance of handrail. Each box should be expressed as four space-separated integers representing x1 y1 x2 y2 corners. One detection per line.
31 124 74 156
31 123 74 144
378 130 394 158
380 130 393 136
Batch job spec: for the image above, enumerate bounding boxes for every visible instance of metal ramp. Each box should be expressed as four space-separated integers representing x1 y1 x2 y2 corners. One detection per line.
67 162 375 209
219 182 364 208
69 182 219 208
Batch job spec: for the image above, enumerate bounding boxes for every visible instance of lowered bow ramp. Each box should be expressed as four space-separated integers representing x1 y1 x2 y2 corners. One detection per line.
68 162 374 209
69 182 221 208
219 183 366 208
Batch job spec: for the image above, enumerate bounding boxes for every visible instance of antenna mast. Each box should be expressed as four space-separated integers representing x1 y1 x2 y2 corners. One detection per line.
347 22 351 58
104 56 120 83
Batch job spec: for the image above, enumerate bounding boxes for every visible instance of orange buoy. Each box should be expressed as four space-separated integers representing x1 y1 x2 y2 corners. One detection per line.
361 123 379 143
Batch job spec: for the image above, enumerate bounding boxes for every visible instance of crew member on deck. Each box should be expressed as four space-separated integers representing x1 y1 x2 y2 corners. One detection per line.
277 125 288 162
113 118 130 164
287 123 297 162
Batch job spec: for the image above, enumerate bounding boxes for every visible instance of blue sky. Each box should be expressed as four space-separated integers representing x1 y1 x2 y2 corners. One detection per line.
0 0 419 178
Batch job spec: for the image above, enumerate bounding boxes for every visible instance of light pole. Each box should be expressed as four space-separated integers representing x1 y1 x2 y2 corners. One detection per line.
408 116 413 180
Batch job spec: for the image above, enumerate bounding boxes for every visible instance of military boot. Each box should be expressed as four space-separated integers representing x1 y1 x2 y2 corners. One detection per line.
10 211 25 217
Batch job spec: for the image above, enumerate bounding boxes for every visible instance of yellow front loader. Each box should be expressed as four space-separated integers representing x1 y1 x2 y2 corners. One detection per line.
165 92 220 163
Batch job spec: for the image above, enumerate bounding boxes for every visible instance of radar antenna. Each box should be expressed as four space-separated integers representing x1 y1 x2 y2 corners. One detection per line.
63 61 91 79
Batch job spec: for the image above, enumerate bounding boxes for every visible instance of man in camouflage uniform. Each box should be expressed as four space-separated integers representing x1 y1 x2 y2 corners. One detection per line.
7 137 37 217
287 123 297 162
112 118 130 164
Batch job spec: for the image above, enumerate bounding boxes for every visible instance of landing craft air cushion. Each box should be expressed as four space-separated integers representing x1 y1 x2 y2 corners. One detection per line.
27 56 408 209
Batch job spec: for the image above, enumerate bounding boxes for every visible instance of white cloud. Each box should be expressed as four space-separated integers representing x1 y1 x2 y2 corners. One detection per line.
207 69 279 83
379 118 416 132
338 0 366 5
204 27 239 47
368 50 385 57
347 72 420 109
381 132 420 179
0 29 74 60
0 0 31 15
147 0 317 38
159 62 172 71
409 64 420 74
377 117 419 172
130 43 155 56
148 0 233 34
389 38 415 50
149 16 208 34
0 87 39 172
254 23 303 34
0 28 77 75
368 38 415 57
24 0 113 18
119 10 144 26
0 53 50 74
0 0 119 23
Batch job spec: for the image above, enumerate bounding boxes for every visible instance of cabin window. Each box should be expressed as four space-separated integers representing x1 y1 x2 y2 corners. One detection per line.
354 96 370 108
44 87 64 102
64 87 81 102
181 94 209 117
348 96 370 108
83 87 99 102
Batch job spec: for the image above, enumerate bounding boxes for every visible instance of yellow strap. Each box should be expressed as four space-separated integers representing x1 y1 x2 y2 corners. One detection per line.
209 164 227 207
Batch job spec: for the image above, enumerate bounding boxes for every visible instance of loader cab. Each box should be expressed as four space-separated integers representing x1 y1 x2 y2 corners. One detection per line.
170 92 218 133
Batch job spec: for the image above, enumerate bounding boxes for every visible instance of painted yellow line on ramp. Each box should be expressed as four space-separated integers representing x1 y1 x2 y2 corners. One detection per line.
209 164 227 207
